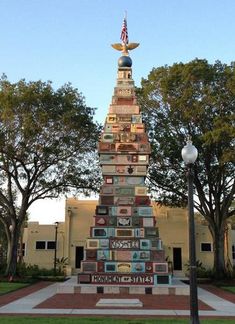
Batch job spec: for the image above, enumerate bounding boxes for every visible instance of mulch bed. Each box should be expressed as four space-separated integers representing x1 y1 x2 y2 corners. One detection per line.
0 281 52 307
200 284 235 303
36 293 213 310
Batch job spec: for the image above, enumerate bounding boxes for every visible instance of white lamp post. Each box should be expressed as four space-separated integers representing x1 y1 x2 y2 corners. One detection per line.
181 137 200 324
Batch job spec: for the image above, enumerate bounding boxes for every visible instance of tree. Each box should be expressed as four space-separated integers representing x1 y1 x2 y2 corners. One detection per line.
0 219 7 268
137 59 235 278
0 77 101 277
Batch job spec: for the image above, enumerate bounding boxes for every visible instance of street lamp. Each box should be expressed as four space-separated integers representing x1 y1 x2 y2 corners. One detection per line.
181 137 200 324
53 222 59 276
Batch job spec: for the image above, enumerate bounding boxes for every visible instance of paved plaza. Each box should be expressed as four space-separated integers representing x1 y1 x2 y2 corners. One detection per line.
0 277 235 318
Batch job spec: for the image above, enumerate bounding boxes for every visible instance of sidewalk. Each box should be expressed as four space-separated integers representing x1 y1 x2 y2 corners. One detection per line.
0 277 235 318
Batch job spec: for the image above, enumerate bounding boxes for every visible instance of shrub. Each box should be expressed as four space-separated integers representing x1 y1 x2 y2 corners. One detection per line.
56 257 68 275
185 260 214 278
0 262 7 275
16 263 57 278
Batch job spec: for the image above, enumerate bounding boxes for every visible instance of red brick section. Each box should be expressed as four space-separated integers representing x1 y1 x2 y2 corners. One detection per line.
36 293 213 310
3 282 235 319
200 284 235 303
0 281 52 307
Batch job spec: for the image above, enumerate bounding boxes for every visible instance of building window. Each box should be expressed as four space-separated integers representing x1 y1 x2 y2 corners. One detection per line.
20 243 26 256
36 241 56 250
232 245 235 260
36 241 46 250
17 242 26 256
47 241 56 249
201 242 213 252
22 243 26 256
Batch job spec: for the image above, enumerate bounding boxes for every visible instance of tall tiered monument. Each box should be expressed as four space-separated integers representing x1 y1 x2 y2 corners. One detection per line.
78 17 171 288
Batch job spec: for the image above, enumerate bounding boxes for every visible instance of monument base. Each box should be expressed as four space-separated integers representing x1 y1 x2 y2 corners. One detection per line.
77 272 171 286
57 276 189 295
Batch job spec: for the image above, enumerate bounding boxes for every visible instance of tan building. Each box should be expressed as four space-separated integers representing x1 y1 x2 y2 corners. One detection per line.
22 198 235 276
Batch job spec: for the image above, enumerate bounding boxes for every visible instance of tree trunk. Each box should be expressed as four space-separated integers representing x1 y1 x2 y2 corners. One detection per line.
5 229 19 279
210 226 227 279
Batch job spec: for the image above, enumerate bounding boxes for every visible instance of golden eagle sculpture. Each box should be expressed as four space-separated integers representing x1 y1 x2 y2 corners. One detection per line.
111 42 139 55
111 15 139 55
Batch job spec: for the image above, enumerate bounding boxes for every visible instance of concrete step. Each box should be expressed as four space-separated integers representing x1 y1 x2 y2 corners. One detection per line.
96 298 143 307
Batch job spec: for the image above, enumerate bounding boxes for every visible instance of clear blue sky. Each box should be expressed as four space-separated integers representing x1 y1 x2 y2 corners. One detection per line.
1 0 234 223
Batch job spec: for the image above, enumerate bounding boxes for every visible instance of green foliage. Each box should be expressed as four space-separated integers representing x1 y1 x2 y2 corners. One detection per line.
0 262 7 275
137 59 235 276
56 257 68 275
185 260 214 278
0 282 29 295
17 263 50 277
15 263 65 280
220 286 235 294
0 77 102 200
138 59 234 208
0 76 102 276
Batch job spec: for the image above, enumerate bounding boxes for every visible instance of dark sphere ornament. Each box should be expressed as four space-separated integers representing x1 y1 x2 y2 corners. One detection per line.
118 56 132 67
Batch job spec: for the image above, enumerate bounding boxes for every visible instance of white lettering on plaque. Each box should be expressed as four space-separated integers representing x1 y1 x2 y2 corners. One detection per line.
110 239 139 249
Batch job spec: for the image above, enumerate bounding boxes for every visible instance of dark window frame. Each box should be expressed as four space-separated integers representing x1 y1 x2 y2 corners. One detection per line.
35 241 56 250
47 241 56 250
200 242 213 252
22 242 26 256
36 241 46 250
232 245 235 260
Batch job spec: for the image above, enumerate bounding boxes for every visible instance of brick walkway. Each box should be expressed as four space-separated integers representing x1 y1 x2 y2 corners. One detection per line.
35 293 212 310
0 281 235 318
200 284 235 304
0 282 52 307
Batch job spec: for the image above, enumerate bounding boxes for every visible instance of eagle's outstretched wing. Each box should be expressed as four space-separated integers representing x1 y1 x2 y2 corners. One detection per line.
111 43 123 51
111 42 140 54
127 43 139 51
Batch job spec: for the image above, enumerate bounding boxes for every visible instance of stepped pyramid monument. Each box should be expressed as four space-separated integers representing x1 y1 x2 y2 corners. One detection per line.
78 17 171 288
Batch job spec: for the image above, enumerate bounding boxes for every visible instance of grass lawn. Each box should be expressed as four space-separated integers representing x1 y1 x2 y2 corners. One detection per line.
0 282 29 295
220 286 235 294
0 318 234 324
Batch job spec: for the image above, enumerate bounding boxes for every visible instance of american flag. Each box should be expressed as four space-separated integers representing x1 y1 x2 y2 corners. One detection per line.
120 17 129 44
